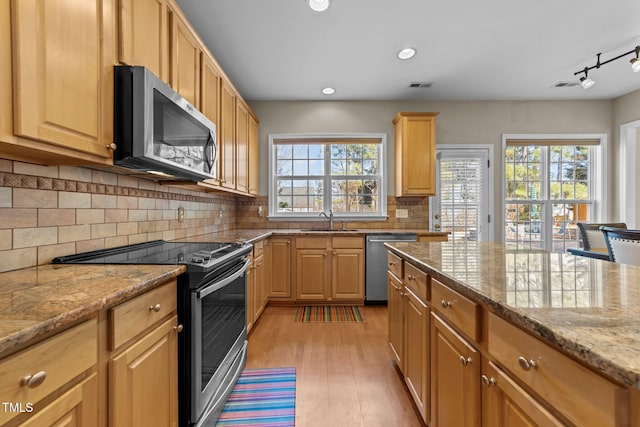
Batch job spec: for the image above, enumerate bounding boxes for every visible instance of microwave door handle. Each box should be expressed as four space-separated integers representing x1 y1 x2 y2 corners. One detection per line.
204 130 215 173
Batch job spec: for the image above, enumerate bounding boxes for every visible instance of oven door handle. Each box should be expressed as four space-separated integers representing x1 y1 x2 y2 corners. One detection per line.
197 258 251 299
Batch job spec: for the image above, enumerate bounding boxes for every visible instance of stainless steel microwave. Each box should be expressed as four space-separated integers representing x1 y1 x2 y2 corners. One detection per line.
113 66 217 181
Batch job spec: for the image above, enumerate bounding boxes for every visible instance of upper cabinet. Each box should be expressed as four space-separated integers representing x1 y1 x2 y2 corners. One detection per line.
248 112 259 195
219 79 236 190
168 2 200 107
393 112 438 196
235 99 249 194
0 0 116 164
118 0 169 81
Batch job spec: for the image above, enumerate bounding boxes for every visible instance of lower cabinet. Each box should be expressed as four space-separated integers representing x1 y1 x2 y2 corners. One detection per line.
269 237 292 300
248 239 267 334
109 316 179 427
431 313 481 427
387 272 404 370
481 359 564 427
295 236 364 302
404 286 429 423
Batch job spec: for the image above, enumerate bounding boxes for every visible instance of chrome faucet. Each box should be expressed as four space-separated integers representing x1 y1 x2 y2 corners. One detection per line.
319 209 334 229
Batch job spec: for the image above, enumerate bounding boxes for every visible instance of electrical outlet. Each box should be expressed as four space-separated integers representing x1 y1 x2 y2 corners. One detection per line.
396 209 408 218
257 206 263 217
219 208 223 218
177 207 184 222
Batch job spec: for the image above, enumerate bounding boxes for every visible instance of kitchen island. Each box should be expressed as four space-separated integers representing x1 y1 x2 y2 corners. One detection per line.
386 240 640 427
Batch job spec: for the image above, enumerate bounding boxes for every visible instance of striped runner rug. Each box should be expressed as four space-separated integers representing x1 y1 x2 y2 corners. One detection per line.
295 305 364 322
215 367 296 426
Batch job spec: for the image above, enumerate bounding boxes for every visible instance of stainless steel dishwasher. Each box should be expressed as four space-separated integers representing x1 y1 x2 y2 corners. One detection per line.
365 233 417 304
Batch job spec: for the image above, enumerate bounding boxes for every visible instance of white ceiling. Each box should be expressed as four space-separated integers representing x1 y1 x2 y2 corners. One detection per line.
176 0 640 102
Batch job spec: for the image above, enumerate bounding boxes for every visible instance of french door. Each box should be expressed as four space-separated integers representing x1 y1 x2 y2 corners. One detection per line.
430 147 491 241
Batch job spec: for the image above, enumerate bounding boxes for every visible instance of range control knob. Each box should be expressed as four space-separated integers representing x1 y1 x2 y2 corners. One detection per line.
191 256 204 264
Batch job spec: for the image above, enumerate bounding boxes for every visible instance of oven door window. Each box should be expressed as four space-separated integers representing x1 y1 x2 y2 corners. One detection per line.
199 271 246 391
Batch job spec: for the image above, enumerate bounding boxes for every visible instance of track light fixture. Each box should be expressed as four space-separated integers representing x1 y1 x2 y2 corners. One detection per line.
574 46 640 89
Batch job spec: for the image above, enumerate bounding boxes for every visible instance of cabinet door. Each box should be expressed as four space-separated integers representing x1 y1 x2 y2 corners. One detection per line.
168 5 200 107
432 313 480 427
263 239 272 303
20 374 98 427
404 287 429 424
254 255 265 321
235 99 249 193
248 113 259 195
11 0 112 160
482 360 564 427
270 238 292 299
110 316 179 427
119 0 168 81
387 272 404 370
331 248 364 300
219 79 236 189
394 113 437 196
296 249 329 300
200 54 221 184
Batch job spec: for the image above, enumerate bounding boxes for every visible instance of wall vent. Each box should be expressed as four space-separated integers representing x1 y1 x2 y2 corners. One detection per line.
409 82 433 88
553 81 580 88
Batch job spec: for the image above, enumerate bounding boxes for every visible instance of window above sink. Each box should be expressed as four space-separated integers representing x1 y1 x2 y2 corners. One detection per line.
267 133 388 221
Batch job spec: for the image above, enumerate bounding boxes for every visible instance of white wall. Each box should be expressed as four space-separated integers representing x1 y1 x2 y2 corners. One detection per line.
249 99 613 223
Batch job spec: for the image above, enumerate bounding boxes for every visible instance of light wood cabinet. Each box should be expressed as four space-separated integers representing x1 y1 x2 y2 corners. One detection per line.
404 286 429 423
247 240 268 334
269 238 292 300
118 0 169 81
248 112 260 195
481 359 564 427
295 237 364 302
219 79 236 190
108 281 180 427
431 313 481 427
235 99 249 194
109 316 179 427
200 53 221 184
262 239 272 305
393 112 438 196
168 2 200 107
1 0 115 165
0 319 98 426
387 271 404 370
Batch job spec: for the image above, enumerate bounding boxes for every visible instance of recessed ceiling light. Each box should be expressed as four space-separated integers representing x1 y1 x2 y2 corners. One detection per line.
308 0 330 12
322 87 335 95
397 47 417 60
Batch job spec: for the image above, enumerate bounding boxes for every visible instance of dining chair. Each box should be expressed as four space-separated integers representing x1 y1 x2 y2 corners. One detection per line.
576 222 627 250
600 226 640 266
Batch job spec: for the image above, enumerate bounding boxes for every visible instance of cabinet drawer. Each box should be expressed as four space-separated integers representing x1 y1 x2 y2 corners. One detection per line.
110 280 177 349
404 262 428 302
387 251 403 278
296 237 329 249
332 236 363 249
253 239 264 259
431 278 480 341
0 319 97 425
488 313 628 427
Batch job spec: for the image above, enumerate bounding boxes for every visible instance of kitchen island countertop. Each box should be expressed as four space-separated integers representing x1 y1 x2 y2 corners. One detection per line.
385 241 640 390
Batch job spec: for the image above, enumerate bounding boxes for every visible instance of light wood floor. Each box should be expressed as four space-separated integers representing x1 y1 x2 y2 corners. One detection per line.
246 305 425 427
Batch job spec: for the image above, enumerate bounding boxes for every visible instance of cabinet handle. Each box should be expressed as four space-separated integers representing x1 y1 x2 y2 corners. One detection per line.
149 304 161 312
481 375 497 388
517 356 538 371
106 143 117 151
389 261 397 266
21 371 47 388
459 356 473 366
173 324 184 333
441 299 452 308
407 275 415 281
400 291 406 298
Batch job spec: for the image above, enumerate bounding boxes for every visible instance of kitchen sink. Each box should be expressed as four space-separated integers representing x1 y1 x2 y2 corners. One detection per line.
307 228 359 232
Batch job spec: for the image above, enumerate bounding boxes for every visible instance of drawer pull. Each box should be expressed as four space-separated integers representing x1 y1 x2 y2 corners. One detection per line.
518 356 538 371
459 356 473 366
149 304 161 312
20 371 47 388
389 261 397 266
441 299 452 308
173 324 184 333
481 374 497 388
407 275 415 281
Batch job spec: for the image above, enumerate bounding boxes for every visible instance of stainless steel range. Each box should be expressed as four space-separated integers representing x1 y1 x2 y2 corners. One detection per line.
52 240 252 427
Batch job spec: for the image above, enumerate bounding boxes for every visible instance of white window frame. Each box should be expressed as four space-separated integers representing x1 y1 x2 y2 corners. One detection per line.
500 133 607 247
268 133 388 221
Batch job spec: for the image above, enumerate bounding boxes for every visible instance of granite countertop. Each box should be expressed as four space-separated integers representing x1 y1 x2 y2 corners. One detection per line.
172 228 448 244
385 241 640 390
0 263 185 357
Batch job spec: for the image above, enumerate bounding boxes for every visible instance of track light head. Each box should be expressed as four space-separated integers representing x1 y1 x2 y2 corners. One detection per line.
580 76 595 89
631 47 640 72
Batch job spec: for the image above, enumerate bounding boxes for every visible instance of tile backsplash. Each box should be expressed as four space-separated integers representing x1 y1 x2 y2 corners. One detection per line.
0 158 429 273
0 159 236 272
